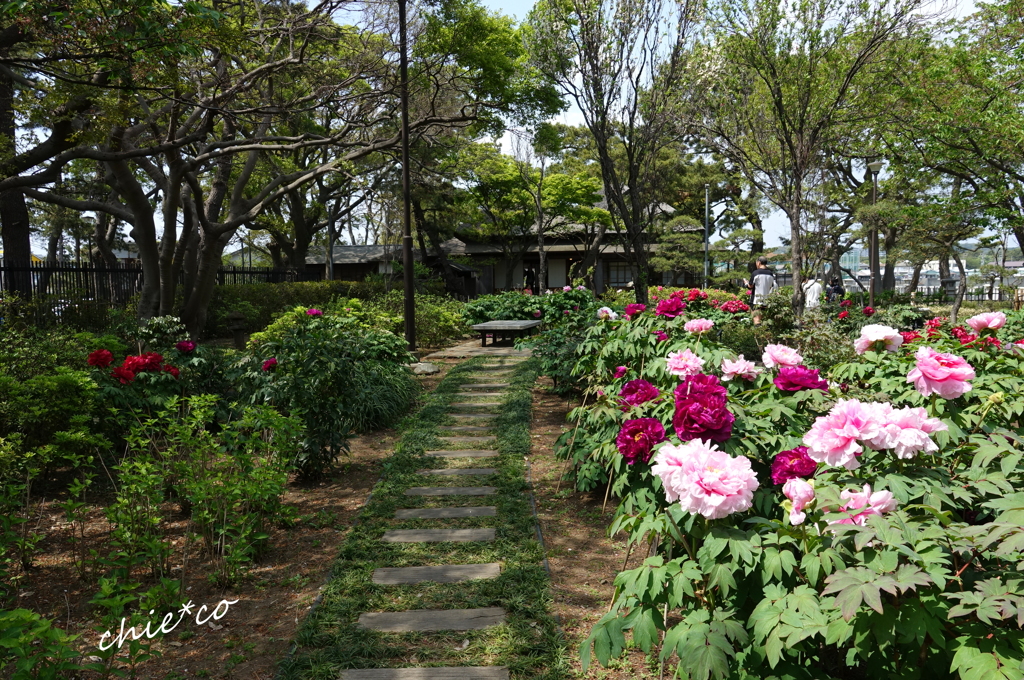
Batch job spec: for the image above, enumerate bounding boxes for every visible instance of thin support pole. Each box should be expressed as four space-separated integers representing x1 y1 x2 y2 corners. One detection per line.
703 183 710 288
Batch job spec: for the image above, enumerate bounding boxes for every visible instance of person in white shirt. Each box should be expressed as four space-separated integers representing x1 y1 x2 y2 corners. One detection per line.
803 278 823 309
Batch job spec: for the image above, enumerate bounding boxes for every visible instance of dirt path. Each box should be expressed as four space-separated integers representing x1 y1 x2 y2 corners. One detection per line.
528 379 654 680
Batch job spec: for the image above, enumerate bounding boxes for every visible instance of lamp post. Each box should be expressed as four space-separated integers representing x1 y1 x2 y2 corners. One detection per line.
399 0 416 351
703 183 710 288
866 159 883 307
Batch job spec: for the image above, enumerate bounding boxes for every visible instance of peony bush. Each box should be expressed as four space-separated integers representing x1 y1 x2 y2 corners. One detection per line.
555 306 1024 679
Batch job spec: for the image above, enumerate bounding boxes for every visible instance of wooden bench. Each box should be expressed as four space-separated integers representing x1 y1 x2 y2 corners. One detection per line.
470 320 543 347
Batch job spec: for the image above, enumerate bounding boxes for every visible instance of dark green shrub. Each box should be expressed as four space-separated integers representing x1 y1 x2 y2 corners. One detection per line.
364 291 468 347
346 360 419 432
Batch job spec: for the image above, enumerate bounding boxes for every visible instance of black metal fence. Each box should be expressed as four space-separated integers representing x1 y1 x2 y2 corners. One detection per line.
0 261 321 305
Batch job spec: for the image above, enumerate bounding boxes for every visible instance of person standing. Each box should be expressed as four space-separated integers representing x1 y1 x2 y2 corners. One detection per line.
745 256 777 324
803 277 823 309
826 276 845 303
524 266 537 294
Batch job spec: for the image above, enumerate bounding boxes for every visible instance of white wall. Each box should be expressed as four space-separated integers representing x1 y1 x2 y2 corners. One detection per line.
548 258 567 288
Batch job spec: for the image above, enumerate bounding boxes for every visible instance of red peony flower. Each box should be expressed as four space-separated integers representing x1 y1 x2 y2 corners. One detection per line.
862 306 875 316
774 365 829 392
616 418 667 465
687 288 709 302
672 374 734 443
176 341 196 353
111 366 135 384
838 311 849 320
262 357 278 371
770 446 818 485
839 299 853 308
619 379 660 408
655 297 686 318
900 330 922 344
88 349 114 368
162 364 180 378
720 299 750 314
123 352 164 373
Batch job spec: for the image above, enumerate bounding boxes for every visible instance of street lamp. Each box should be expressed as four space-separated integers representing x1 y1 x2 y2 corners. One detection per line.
866 159 883 307
398 0 416 351
703 184 710 288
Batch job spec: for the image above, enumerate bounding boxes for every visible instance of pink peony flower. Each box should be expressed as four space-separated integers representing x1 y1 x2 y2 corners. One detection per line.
907 346 976 399
673 374 734 443
619 379 660 407
867 406 948 459
683 318 715 334
613 366 628 379
563 285 572 292
854 324 903 354
655 297 686 318
616 418 667 465
306 308 323 316
650 440 758 519
597 307 618 320
262 357 278 371
771 446 818 485
624 303 646 319
832 484 897 526
176 340 197 353
721 355 760 381
666 349 705 377
762 344 803 369
802 399 888 470
774 365 829 392
783 478 815 525
966 311 1006 333
576 285 587 290
653 330 669 342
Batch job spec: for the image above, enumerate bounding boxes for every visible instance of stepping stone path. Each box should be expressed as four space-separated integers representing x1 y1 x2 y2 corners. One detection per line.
351 358 529 679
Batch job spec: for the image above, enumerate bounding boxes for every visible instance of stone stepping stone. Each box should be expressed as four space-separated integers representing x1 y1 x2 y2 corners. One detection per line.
380 528 496 543
371 563 502 585
449 402 502 408
404 486 496 496
449 413 495 419
395 506 496 519
438 426 491 432
343 668 508 680
416 468 497 476
426 450 499 458
357 607 505 632
454 392 505 398
438 436 496 445
460 383 510 389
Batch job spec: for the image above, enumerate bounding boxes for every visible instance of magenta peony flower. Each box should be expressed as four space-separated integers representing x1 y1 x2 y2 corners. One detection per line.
774 365 829 392
783 478 815 525
683 318 714 334
654 330 669 342
831 484 897 526
762 344 803 369
673 374 733 443
721 355 760 381
666 349 705 377
866 405 947 459
854 324 903 354
655 297 686 318
720 299 750 313
613 365 628 379
306 308 323 316
262 357 278 371
616 418 667 464
966 311 1006 333
802 399 888 470
770 446 818 485
650 440 758 519
533 310 542 318
624 303 647 319
176 340 197 353
619 379 660 407
907 346 975 399
88 349 114 368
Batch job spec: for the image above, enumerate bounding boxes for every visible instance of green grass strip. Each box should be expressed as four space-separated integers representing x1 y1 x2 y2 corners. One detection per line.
278 357 568 680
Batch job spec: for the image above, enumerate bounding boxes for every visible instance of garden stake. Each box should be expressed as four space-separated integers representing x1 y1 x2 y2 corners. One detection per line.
601 469 613 512
555 392 588 494
659 542 675 680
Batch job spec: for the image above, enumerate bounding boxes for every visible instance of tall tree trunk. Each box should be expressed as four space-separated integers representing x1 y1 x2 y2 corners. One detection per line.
882 226 897 291
0 64 32 296
37 225 61 296
575 221 607 286
907 262 922 294
159 170 184 316
951 251 967 324
181 230 231 336
788 191 806 316
106 148 160 319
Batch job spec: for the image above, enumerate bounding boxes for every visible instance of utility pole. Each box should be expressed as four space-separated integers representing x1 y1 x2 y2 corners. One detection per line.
399 0 416 351
867 159 883 307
